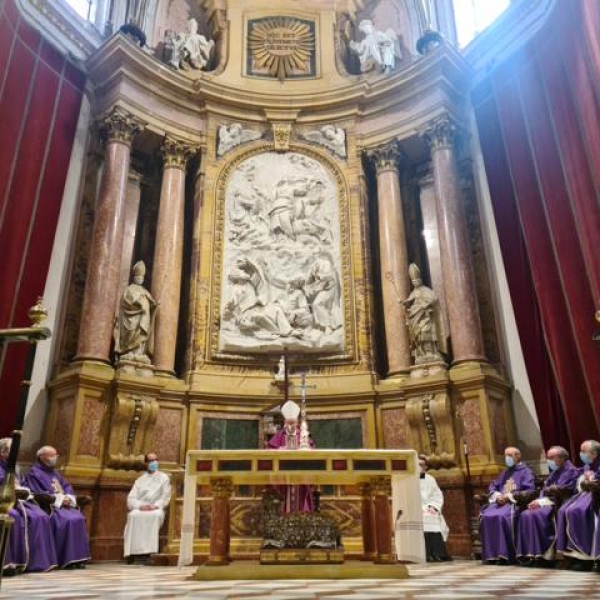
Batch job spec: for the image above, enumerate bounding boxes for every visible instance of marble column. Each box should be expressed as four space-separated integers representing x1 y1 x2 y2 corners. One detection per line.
358 482 377 561
366 141 411 376
418 168 450 336
185 149 206 373
207 477 233 566
371 476 395 564
76 108 142 362
151 138 195 375
117 169 142 304
422 115 485 364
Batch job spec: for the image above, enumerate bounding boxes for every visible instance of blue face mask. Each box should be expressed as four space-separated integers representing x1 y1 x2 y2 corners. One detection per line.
547 460 558 472
505 456 515 468
148 460 159 472
580 452 591 465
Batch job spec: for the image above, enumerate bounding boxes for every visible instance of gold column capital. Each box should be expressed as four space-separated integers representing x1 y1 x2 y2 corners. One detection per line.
98 107 144 145
364 140 404 173
369 475 392 496
161 137 197 170
210 477 234 498
420 114 462 152
357 481 373 498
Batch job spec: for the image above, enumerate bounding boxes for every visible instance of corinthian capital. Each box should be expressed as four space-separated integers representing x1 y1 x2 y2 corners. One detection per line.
161 137 196 169
364 140 404 173
99 107 143 145
421 115 460 152
210 477 234 498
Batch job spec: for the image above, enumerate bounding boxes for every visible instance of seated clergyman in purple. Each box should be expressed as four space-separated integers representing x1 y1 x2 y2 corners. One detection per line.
0 438 58 574
26 446 91 568
555 439 600 571
267 400 315 513
516 445 578 566
480 446 535 564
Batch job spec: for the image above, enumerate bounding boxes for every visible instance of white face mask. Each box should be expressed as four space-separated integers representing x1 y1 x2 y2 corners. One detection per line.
46 456 58 467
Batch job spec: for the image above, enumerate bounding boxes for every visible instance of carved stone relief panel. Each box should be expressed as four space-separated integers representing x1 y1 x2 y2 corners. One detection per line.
217 151 346 355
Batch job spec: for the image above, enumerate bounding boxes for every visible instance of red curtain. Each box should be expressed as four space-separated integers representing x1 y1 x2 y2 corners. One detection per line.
472 2 600 457
0 0 85 435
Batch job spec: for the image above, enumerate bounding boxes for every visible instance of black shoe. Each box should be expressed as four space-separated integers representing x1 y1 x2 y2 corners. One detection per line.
497 558 510 566
570 559 593 572
518 557 533 567
2 568 17 577
126 555 134 565
534 558 555 569
75 562 86 569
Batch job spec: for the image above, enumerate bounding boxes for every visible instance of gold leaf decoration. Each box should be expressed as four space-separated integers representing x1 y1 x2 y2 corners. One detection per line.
248 17 315 81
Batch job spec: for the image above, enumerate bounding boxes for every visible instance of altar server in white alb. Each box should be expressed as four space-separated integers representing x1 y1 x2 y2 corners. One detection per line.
124 452 171 562
419 456 452 562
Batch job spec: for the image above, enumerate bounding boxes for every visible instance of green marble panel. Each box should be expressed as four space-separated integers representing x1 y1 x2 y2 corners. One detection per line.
201 418 259 450
310 418 362 449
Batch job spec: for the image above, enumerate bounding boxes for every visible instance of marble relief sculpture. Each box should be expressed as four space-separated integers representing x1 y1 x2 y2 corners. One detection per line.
302 125 346 158
114 261 157 364
402 263 447 365
220 152 344 353
218 124 263 157
349 20 400 74
168 18 214 71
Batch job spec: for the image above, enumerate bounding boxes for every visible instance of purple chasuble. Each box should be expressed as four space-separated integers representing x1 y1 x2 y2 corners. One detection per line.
26 462 91 567
555 457 600 559
479 463 535 562
268 428 315 513
516 460 578 558
0 460 58 572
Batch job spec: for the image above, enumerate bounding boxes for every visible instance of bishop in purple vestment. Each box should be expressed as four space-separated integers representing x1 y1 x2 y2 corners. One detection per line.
0 438 57 573
480 447 535 564
25 446 91 568
267 400 315 513
555 440 600 567
516 446 578 563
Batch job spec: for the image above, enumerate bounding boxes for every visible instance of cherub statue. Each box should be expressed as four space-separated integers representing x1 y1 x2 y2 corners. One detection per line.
217 123 262 156
349 20 400 74
169 18 214 71
302 125 346 158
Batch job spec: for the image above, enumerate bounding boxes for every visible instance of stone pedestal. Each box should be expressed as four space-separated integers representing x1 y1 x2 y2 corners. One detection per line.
76 108 142 363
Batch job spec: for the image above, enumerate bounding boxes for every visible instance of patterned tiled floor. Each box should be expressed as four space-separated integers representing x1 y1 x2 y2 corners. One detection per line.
1 561 599 600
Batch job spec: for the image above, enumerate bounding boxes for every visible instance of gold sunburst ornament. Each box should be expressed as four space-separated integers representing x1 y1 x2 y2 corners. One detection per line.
248 17 315 81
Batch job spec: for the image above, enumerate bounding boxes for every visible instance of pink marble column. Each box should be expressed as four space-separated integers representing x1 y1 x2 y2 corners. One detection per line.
117 170 142 304
185 150 205 373
366 141 411 376
151 138 194 375
418 168 450 336
422 115 485 363
76 108 142 362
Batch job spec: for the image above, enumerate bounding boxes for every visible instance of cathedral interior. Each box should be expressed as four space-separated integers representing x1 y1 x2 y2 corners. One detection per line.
0 0 599 579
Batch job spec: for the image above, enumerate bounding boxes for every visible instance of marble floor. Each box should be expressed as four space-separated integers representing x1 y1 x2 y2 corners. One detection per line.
1 561 599 600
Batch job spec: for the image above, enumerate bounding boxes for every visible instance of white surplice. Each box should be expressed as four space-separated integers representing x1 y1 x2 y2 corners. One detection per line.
420 473 449 541
124 471 171 556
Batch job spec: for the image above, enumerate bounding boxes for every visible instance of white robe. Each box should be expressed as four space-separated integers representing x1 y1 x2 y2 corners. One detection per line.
420 473 449 541
124 471 171 556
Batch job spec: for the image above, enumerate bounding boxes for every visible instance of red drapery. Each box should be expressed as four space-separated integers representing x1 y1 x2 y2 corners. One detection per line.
472 1 600 457
0 0 85 435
